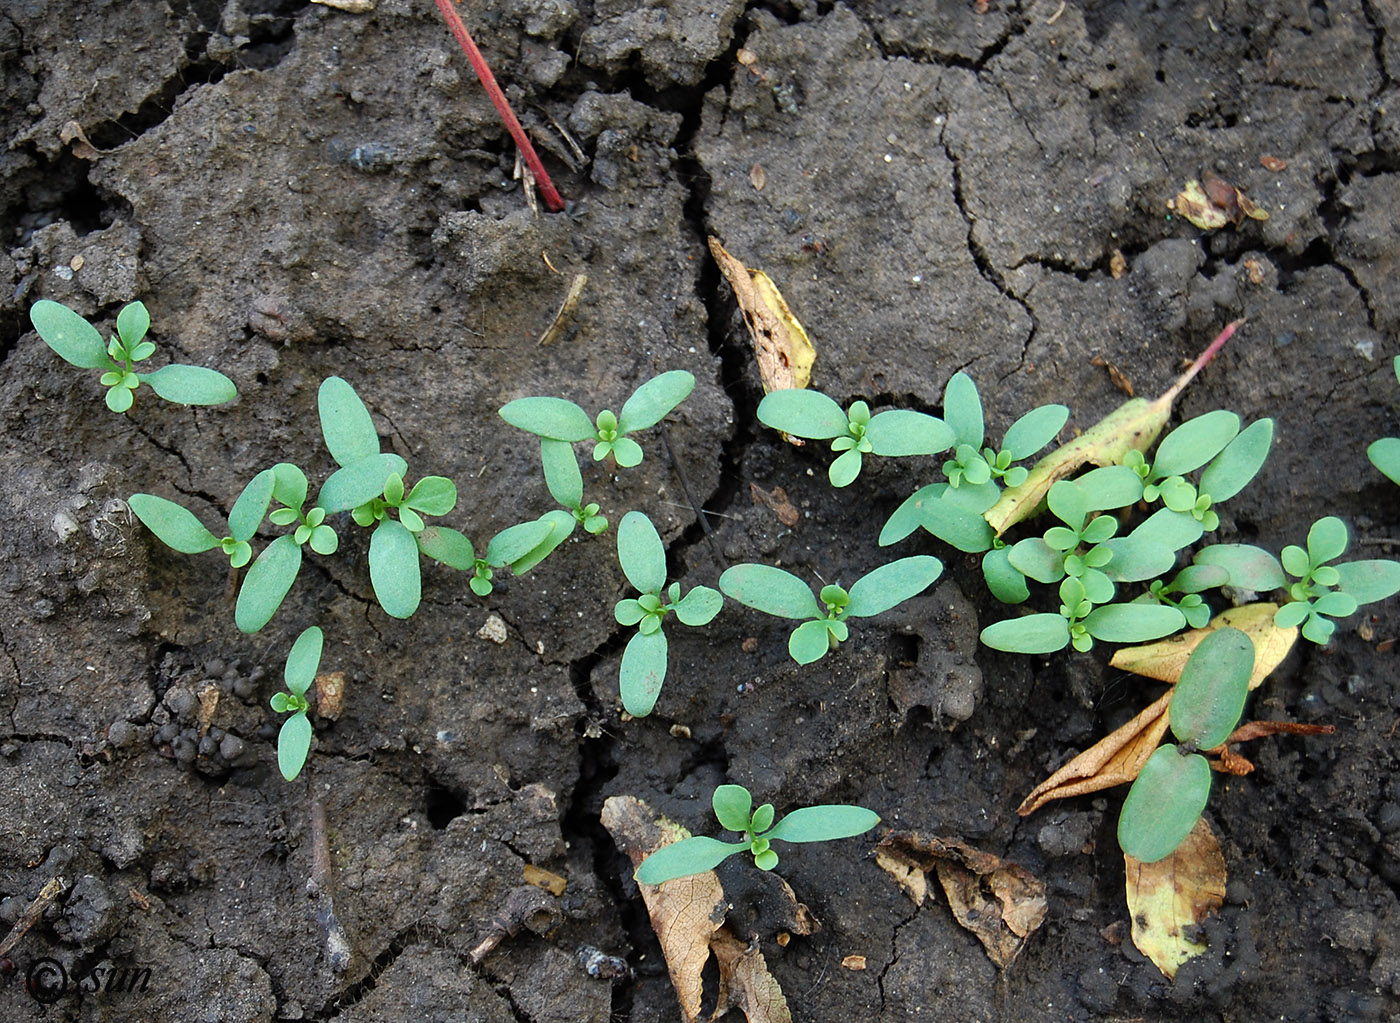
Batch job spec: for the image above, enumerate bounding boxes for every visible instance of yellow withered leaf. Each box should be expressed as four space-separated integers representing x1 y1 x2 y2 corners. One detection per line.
1109 603 1298 693
709 237 816 394
1124 816 1226 979
984 320 1243 536
1171 179 1230 230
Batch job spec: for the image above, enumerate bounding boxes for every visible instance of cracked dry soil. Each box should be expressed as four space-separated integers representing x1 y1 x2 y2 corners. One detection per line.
2 0 1399 1020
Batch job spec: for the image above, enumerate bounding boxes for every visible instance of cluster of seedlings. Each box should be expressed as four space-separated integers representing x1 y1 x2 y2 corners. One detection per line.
29 301 1400 891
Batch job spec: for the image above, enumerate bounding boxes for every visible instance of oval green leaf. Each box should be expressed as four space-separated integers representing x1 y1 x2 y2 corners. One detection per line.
712 784 753 832
369 519 421 619
128 493 220 554
1077 465 1145 511
236 534 303 633
828 446 864 487
1150 410 1240 479
1000 403 1069 461
1368 437 1400 487
539 439 583 509
942 372 984 448
1128 506 1204 553
921 489 997 552
619 628 668 717
673 585 723 626
847 555 943 618
719 564 821 620
979 613 1071 653
1334 559 1400 606
30 300 110 368
317 453 408 513
284 625 325 695
229 469 275 542
509 510 575 574
634 836 748 885
880 484 942 547
763 805 880 844
499 396 597 441
618 511 666 594
1169 626 1254 748
1117 745 1211 863
1082 602 1185 643
756 389 850 440
1200 418 1274 501
788 618 834 664
140 364 237 405
618 370 695 432
866 410 955 457
406 476 457 516
115 301 150 347
1193 544 1286 592
982 547 1030 604
277 712 313 782
415 526 475 570
1306 516 1349 565
318 376 380 467
1046 479 1087 531
485 518 556 567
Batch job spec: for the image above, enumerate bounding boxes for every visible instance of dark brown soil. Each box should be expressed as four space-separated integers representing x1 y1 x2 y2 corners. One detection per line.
2 1 1398 1021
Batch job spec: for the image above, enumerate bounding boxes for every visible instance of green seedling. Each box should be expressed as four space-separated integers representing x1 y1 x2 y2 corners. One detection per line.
880 373 1067 603
1142 563 1231 628
30 299 236 412
1368 356 1400 486
719 556 943 664
316 377 470 619
613 512 722 716
981 574 1186 654
541 440 608 535
234 462 344 634
633 783 880 884
1272 517 1400 644
1117 627 1254 862
756 389 954 487
1122 410 1274 532
499 370 695 467
269 626 324 782
130 468 275 569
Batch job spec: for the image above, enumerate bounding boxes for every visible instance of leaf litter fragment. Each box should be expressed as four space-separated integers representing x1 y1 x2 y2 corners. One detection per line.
1124 816 1226 979
710 237 816 397
875 832 1047 968
984 320 1243 535
1018 605 1298 816
1169 171 1269 230
602 795 795 1023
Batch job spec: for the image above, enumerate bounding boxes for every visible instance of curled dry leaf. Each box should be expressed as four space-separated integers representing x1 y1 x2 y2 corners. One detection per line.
1018 690 1172 816
984 320 1242 536
750 483 800 528
1021 605 1299 817
1210 719 1336 775
709 237 816 397
1109 603 1298 692
601 795 794 1023
1090 354 1135 397
1169 172 1269 231
876 832 1046 968
1124 815 1225 978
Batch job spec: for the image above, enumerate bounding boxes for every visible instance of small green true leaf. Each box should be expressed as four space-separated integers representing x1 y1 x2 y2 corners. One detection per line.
712 784 753 832
672 586 723 626
789 618 836 664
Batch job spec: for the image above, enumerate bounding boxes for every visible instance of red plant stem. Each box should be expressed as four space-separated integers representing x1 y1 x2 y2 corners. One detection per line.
1160 318 1245 407
432 0 565 212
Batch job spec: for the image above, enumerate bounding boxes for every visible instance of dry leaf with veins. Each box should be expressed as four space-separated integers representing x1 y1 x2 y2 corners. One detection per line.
1125 816 1226 978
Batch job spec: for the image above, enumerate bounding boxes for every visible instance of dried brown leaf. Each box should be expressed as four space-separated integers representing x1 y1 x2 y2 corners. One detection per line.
710 237 815 395
749 483 800 527
710 930 792 1023
1259 154 1288 171
1108 248 1128 279
1017 690 1172 816
1125 816 1225 979
750 163 767 191
537 273 587 346
876 832 1046 968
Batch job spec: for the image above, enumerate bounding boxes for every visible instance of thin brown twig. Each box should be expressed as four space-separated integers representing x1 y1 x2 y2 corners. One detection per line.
432 0 565 212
